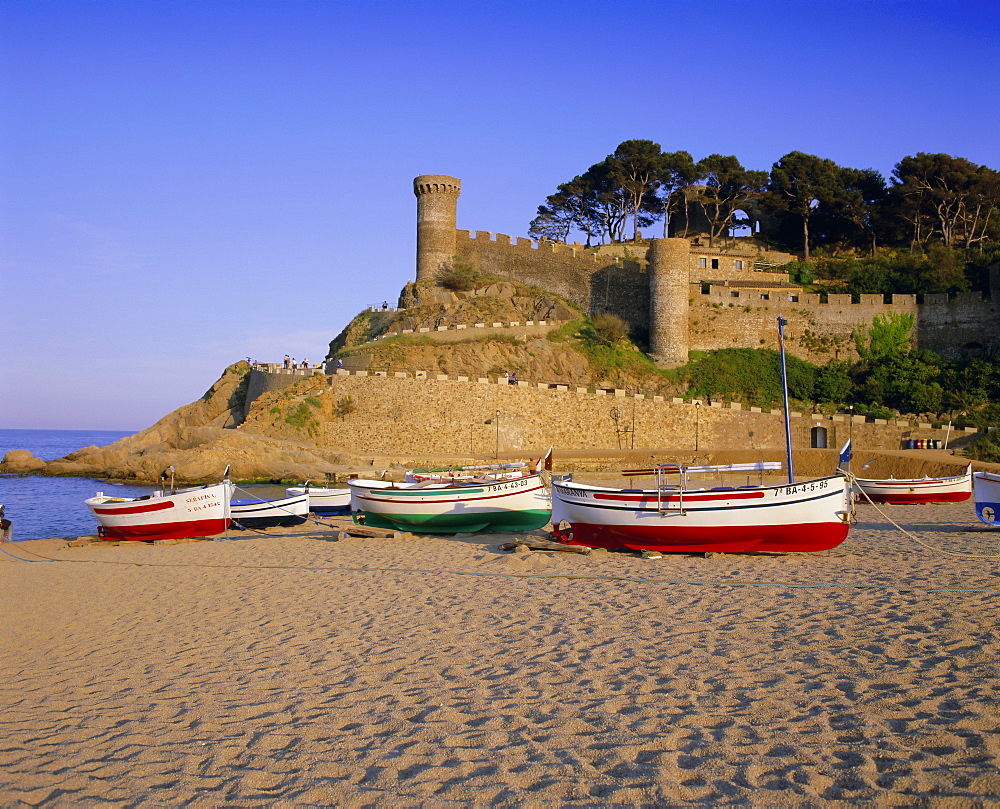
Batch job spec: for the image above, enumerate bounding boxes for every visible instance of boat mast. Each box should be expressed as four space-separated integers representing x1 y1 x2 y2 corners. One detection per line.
777 315 794 484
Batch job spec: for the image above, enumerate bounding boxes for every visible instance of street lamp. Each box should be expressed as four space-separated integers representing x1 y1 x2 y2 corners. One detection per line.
495 410 501 458
695 401 701 451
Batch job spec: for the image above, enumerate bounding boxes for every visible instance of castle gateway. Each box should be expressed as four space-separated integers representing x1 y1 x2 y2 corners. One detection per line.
413 174 999 365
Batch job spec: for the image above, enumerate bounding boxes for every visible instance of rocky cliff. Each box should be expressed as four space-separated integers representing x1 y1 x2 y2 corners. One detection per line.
2 363 357 483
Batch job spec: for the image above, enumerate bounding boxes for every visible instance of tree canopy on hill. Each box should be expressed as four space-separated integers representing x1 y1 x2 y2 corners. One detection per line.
530 141 1000 293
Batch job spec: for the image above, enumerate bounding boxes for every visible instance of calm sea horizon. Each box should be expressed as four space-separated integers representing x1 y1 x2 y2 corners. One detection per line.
0 428 154 541
0 428 295 542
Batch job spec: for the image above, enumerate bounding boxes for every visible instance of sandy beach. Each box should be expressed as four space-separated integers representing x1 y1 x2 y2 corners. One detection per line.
2 503 999 805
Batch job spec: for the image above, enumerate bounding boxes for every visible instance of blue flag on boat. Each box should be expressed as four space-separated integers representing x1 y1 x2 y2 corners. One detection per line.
839 439 852 464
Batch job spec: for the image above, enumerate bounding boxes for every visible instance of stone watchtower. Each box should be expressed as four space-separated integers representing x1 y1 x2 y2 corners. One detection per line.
413 175 461 281
648 237 691 366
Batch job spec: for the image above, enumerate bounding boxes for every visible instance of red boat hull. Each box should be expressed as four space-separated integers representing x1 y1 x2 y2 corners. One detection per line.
86 481 232 541
553 520 849 554
860 490 972 505
97 517 230 541
551 474 853 554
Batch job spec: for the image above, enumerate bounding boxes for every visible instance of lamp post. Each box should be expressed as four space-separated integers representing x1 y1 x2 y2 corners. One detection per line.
495 410 501 459
695 401 701 451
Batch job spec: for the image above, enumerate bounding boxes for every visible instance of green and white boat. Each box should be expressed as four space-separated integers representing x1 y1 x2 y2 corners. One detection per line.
347 473 551 533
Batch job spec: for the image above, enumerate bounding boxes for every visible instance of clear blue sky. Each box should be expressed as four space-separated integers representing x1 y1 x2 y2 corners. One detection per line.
2 0 997 430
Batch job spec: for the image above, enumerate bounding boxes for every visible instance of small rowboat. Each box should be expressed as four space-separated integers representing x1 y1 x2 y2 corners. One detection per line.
86 481 233 541
230 492 308 529
854 463 973 505
550 463 853 554
347 473 551 533
284 486 351 515
973 471 1000 526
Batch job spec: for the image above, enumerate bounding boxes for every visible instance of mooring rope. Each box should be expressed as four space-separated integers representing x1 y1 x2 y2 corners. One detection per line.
845 471 1000 560
230 484 351 533
3 542 998 595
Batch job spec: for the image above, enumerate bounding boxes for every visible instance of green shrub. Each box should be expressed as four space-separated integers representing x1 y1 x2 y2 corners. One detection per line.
438 256 482 291
968 429 1000 463
582 313 630 346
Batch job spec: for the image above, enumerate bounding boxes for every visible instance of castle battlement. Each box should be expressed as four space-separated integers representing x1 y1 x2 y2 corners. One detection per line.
420 175 999 363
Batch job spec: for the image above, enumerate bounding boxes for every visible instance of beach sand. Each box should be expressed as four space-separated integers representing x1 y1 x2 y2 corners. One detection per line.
2 503 999 805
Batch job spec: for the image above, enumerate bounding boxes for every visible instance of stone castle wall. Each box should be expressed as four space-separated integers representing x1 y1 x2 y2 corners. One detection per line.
453 230 649 327
688 287 1000 362
247 369 977 456
412 175 997 362
452 228 998 362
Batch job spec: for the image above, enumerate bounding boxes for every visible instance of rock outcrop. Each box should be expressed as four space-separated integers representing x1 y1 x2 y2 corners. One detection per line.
1 363 358 484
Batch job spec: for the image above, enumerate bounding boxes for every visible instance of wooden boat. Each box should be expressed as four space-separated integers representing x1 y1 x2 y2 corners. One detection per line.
86 481 233 541
853 463 973 504
549 318 853 555
347 473 551 533
550 463 853 554
230 492 308 529
284 485 351 515
973 471 1000 526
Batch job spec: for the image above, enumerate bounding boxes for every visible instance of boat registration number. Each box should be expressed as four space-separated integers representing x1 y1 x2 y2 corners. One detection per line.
776 480 830 496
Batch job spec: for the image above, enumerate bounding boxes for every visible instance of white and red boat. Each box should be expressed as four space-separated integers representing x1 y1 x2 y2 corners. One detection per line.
550 462 853 554
853 463 973 505
973 471 1000 526
86 481 233 541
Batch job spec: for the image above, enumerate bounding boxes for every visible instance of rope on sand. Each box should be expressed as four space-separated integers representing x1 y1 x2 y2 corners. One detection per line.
847 472 1000 560
226 484 350 536
5 541 999 595
0 543 52 562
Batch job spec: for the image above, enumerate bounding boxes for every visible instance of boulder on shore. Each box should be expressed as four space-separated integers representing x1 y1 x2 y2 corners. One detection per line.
1 449 46 473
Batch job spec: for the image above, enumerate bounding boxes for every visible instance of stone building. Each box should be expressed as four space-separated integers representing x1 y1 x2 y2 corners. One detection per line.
413 174 1000 365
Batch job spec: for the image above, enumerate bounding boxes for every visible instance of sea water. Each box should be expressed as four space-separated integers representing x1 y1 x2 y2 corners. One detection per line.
0 429 298 541
0 429 155 541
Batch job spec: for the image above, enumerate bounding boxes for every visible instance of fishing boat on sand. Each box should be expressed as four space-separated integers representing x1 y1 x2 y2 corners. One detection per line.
550 316 852 555
551 463 853 554
853 463 973 505
284 485 351 515
347 473 551 533
86 480 233 541
973 471 1000 526
230 491 308 529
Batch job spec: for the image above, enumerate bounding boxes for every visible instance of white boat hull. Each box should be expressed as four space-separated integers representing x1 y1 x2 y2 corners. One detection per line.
854 465 973 504
231 493 308 528
86 482 232 541
973 471 1000 526
285 487 351 515
551 474 852 553
348 474 551 533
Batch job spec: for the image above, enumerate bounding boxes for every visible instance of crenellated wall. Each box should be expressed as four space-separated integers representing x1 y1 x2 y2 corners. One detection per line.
689 286 1000 362
415 175 999 363
453 230 649 320
244 368 980 456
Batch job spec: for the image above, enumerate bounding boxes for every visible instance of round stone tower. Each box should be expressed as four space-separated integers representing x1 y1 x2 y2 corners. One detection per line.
413 174 461 281
648 237 691 365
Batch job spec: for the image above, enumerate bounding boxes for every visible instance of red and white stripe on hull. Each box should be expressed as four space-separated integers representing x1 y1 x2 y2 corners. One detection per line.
854 464 973 505
96 517 230 541
551 474 852 554
86 481 232 541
